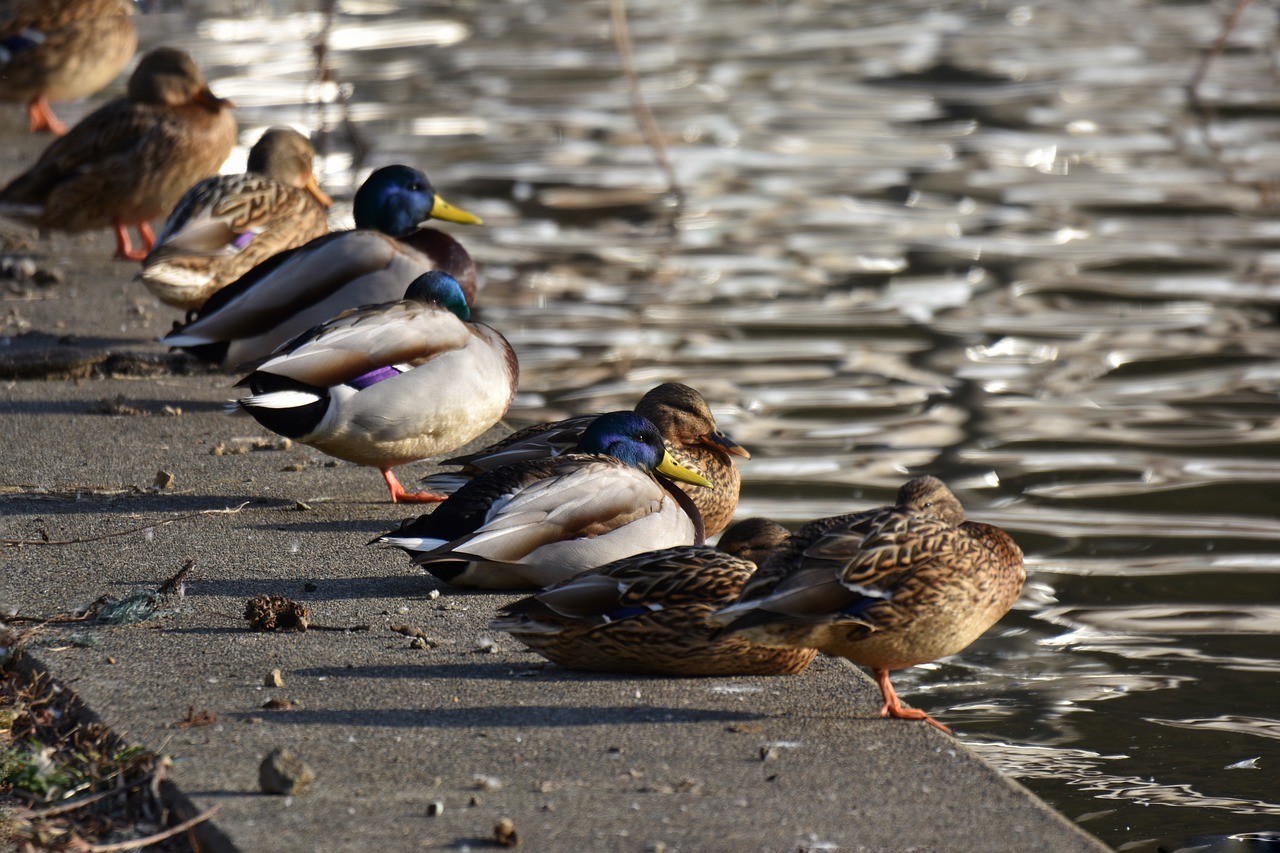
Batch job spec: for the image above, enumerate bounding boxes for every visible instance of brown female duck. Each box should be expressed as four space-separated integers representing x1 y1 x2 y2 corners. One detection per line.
0 0 137 135
713 476 1025 734
491 518 816 676
140 126 332 310
0 47 236 260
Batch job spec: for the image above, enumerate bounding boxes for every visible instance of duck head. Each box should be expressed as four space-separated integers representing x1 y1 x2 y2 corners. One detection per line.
404 270 469 320
352 164 482 237
576 412 712 488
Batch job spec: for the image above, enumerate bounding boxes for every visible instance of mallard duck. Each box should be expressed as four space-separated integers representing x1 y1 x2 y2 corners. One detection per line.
713 476 1025 735
423 383 749 536
713 516 791 568
0 0 137 136
491 518 816 676
233 270 518 504
160 164 482 369
373 410 712 590
139 126 333 310
0 47 236 260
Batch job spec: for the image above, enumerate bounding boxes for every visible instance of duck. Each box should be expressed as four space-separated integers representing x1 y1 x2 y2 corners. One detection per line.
712 516 791 568
422 382 750 536
0 0 137 136
372 410 713 590
139 126 333 310
491 517 817 676
712 475 1025 735
160 164 482 370
232 270 518 504
0 46 236 261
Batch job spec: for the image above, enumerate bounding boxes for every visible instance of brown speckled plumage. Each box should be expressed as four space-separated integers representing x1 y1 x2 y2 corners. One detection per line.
0 0 137 135
141 127 331 309
0 47 236 260
714 475 1025 733
492 544 816 676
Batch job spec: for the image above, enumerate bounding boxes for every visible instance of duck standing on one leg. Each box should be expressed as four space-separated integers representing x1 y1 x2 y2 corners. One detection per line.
161 164 482 369
712 475 1025 735
232 270 518 504
373 411 712 590
0 47 236 260
423 382 749 537
140 126 333 310
0 0 138 136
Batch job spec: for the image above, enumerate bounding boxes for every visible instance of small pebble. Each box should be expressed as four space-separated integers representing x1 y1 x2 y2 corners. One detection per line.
494 817 519 848
258 748 314 795
426 800 445 817
264 669 285 688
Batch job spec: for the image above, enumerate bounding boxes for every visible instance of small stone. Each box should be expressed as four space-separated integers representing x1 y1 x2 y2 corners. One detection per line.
295 501 312 511
759 746 780 762
426 800 445 817
258 748 314 795
409 637 429 650
473 775 502 792
161 405 182 416
494 817 519 848
152 470 175 491
262 698 297 711
264 669 285 688
426 589 441 600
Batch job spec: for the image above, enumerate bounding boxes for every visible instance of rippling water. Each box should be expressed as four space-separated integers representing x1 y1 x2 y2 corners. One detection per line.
118 1 1280 849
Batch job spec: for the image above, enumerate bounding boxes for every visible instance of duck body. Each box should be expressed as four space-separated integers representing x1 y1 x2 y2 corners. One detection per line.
140 126 332 310
234 271 518 504
714 475 1025 734
424 383 748 536
0 0 137 135
161 164 482 369
373 411 712 590
0 47 235 259
493 544 816 677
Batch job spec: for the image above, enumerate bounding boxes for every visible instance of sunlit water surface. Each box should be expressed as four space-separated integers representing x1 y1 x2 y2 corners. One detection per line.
125 1 1280 849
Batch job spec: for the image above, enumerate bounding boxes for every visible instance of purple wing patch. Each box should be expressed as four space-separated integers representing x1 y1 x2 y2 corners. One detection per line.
348 365 403 390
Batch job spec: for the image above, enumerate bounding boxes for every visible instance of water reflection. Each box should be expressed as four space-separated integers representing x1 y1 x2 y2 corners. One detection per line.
120 0 1280 850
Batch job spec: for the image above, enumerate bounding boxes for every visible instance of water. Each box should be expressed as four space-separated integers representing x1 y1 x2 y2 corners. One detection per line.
135 1 1280 849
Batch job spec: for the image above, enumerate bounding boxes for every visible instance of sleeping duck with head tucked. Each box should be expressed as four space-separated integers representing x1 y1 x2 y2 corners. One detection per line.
373 410 712 590
232 270 517 504
162 163 482 369
491 517 815 676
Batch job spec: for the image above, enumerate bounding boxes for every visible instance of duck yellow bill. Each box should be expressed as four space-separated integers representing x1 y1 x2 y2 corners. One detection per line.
305 175 333 208
428 194 483 225
657 450 712 488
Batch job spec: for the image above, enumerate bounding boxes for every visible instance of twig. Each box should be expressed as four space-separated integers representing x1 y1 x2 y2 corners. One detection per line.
17 784 128 820
610 0 685 219
1185 0 1253 185
86 804 220 853
2 503 250 547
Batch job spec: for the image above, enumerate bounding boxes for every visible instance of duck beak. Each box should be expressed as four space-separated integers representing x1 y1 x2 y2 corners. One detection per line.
656 450 712 488
304 174 333 208
702 429 750 460
428 193 483 226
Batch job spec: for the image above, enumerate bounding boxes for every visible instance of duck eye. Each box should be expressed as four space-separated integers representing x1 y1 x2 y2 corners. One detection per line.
407 182 423 192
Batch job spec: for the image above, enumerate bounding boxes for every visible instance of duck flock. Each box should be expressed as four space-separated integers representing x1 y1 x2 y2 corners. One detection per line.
0 0 1027 735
